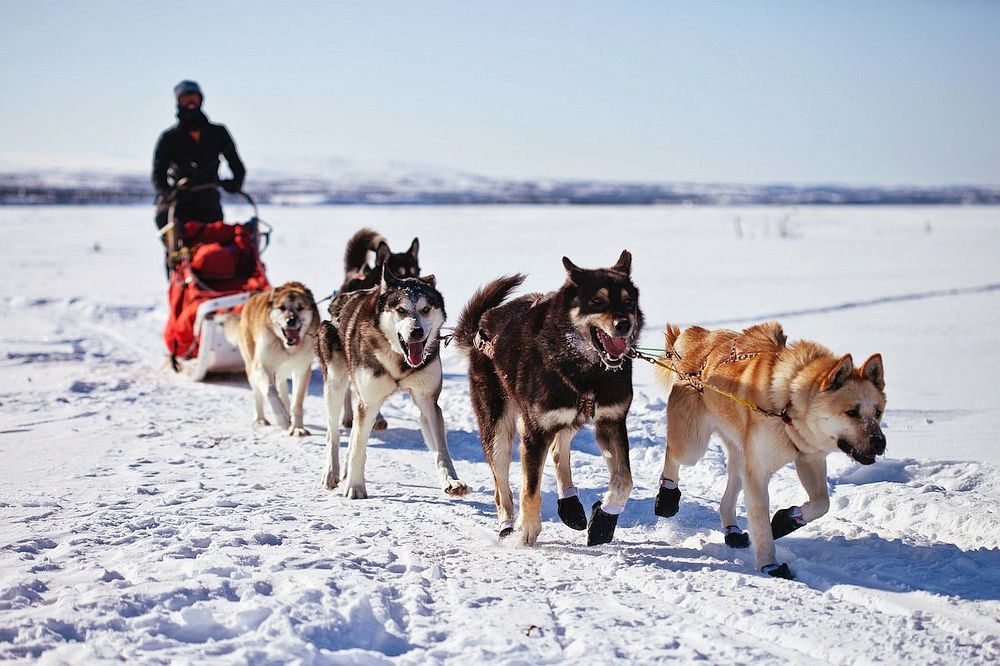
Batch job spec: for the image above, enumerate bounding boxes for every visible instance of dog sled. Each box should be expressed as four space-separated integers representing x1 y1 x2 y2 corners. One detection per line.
160 183 271 380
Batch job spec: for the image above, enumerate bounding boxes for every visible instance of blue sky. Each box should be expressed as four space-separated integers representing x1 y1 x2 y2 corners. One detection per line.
1 1 998 184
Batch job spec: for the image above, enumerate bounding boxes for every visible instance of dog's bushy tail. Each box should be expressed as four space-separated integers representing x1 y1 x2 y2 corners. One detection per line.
344 228 385 274
453 274 526 352
656 322 684 394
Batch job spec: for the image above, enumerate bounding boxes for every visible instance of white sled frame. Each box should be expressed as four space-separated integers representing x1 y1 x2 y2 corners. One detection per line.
184 292 251 381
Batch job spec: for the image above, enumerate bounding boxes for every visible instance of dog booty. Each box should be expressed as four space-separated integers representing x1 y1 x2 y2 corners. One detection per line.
723 525 750 549
654 486 681 518
771 506 806 540
761 563 794 580
557 496 587 531
586 501 619 546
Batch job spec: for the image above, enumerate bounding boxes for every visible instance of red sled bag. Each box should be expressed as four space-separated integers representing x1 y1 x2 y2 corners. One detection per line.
164 219 270 361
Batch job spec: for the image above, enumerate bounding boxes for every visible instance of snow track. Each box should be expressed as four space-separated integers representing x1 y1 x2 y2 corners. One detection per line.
2 206 1000 663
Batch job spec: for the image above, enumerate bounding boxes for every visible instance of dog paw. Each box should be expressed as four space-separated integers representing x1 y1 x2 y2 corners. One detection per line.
344 484 368 500
498 526 515 542
372 414 388 431
771 506 806 539
517 518 542 547
586 501 619 546
443 480 468 496
252 418 270 427
761 563 794 580
724 526 750 548
322 467 340 490
557 496 588 531
654 486 681 518
288 426 311 437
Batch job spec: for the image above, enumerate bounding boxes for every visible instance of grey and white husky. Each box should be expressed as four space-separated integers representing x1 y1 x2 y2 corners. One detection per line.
315 266 467 499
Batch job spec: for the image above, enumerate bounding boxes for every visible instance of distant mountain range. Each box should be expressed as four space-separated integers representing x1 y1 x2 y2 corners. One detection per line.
1 167 998 205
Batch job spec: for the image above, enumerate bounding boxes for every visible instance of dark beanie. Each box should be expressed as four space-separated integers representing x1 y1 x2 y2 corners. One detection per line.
174 80 203 101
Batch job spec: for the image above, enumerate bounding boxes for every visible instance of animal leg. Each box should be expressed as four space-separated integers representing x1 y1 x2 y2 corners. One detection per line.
657 386 711 518
321 365 349 490
720 439 749 548
343 376 394 499
252 362 290 429
517 424 548 547
288 362 311 437
249 372 269 426
412 391 467 496
771 454 829 540
590 417 633 546
551 429 586 530
742 438 792 578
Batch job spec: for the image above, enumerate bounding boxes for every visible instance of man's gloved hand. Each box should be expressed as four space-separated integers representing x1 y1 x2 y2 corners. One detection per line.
220 179 241 193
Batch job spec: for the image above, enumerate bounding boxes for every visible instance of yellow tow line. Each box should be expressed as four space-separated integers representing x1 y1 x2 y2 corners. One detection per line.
629 348 792 424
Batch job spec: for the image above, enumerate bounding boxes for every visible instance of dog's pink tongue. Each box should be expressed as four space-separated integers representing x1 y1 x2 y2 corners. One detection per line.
406 340 425 366
284 328 301 346
601 331 628 356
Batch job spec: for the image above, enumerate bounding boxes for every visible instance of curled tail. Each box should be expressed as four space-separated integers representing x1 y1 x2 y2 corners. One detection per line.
453 274 526 352
656 322 684 394
344 227 386 274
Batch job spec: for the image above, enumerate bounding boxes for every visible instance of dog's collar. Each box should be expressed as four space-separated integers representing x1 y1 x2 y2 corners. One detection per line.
781 401 808 454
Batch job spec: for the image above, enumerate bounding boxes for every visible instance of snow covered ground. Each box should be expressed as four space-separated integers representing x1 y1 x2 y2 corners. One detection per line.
1 204 999 663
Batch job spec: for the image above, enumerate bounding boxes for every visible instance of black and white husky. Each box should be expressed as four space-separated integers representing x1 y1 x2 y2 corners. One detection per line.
315 266 468 499
453 251 644 546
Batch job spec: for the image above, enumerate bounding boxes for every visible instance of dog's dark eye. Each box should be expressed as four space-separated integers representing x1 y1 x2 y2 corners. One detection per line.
590 297 606 307
623 297 634 307
396 307 408 315
421 306 431 315
846 407 860 418
875 408 883 419
296 305 304 312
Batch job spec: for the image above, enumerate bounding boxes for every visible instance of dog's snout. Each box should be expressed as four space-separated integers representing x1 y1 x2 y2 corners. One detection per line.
871 431 886 455
285 314 299 327
409 325 424 341
613 318 631 336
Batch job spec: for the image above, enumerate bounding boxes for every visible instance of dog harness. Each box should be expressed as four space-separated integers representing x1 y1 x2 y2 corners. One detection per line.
630 348 793 426
474 329 598 421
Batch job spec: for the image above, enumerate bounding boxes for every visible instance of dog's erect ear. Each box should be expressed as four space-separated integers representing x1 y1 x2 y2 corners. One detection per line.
408 237 419 259
417 274 436 288
380 263 400 292
822 354 854 392
562 256 584 284
375 241 391 266
860 353 885 390
612 250 632 276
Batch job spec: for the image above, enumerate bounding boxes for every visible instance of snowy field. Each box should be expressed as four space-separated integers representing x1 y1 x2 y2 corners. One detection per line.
2 204 999 664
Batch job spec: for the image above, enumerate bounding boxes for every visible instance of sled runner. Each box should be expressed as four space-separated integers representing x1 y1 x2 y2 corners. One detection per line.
161 183 271 380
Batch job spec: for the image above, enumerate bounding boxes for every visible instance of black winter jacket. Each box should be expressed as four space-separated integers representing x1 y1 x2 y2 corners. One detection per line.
152 120 245 196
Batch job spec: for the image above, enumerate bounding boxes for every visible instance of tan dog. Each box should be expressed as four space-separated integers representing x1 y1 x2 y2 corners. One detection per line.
236 281 320 436
654 322 886 579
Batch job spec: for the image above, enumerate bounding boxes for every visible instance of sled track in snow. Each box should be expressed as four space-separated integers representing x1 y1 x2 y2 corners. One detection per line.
694 281 1000 327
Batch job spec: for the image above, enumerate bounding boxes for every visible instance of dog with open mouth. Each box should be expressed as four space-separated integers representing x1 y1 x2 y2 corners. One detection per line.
653 321 887 579
235 281 320 436
333 228 422 432
315 265 467 499
453 251 643 547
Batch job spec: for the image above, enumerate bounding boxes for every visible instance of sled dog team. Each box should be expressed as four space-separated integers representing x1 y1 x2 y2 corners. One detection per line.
235 228 887 580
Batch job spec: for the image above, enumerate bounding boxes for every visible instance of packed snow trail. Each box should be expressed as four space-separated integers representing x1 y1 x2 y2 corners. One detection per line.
2 206 1000 663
